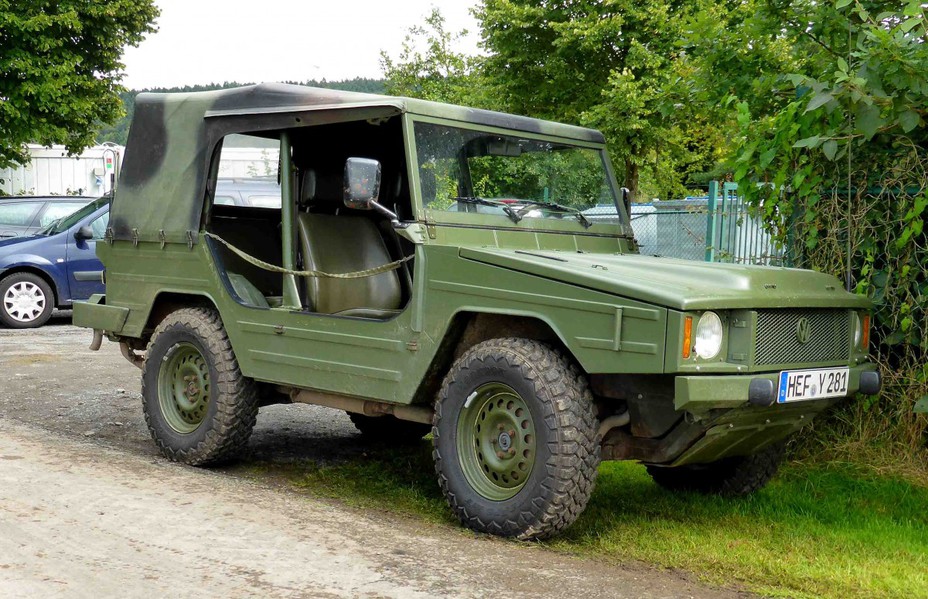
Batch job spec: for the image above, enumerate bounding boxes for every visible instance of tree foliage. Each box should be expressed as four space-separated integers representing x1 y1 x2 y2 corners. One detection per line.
476 0 721 200
0 0 159 168
380 8 484 106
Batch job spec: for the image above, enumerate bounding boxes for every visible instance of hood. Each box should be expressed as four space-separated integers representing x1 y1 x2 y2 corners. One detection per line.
460 248 870 311
0 233 46 252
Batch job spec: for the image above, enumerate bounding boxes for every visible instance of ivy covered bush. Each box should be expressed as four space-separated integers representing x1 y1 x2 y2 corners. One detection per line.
732 1 928 454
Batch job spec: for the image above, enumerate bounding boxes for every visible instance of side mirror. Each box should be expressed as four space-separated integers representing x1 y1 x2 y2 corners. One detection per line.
621 187 632 218
344 157 382 210
74 225 94 241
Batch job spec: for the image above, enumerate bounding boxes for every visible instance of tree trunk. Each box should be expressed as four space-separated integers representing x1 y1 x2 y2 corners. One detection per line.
623 159 640 202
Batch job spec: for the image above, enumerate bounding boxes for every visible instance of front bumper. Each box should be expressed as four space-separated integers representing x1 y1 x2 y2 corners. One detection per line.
651 363 880 467
674 363 880 416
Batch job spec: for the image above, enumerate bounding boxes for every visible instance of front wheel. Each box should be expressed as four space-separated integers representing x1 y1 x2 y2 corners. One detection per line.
141 308 258 466
433 338 600 540
0 272 54 329
646 441 787 496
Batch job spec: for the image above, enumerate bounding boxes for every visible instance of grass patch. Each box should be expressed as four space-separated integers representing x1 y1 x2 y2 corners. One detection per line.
274 445 928 598
285 448 450 524
555 460 928 598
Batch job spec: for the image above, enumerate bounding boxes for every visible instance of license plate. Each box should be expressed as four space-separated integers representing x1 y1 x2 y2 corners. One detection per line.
777 367 849 403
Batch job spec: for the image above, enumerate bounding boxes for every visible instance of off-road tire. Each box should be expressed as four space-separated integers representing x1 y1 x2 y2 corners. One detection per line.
348 413 431 444
0 272 54 329
645 441 787 497
433 338 600 540
142 308 258 466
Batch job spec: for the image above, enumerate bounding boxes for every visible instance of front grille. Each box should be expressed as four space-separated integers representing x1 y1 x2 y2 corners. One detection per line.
755 309 850 366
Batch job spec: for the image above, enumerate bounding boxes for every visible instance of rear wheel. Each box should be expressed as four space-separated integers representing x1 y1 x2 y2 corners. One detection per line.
348 412 431 444
142 307 258 466
646 442 786 496
433 338 600 540
0 272 54 329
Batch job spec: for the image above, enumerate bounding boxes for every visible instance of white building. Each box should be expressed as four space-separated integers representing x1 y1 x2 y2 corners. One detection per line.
0 143 123 197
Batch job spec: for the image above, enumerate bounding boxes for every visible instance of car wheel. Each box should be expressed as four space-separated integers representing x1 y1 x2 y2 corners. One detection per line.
0 272 54 329
142 307 258 466
646 441 787 496
433 338 600 540
348 412 431 444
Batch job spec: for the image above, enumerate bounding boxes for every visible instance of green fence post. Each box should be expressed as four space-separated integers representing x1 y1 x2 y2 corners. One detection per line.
705 180 718 262
724 182 739 263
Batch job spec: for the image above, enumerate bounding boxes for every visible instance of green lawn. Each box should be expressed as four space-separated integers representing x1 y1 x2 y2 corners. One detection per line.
255 446 928 598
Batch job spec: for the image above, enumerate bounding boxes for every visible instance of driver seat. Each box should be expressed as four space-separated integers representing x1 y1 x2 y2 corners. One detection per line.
296 171 403 319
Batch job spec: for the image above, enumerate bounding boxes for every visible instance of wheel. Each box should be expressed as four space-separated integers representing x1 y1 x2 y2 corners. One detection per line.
433 338 600 540
348 412 431 444
0 272 54 328
646 441 786 497
141 307 258 466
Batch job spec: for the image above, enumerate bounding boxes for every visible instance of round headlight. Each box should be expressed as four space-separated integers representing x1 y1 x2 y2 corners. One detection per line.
853 312 862 347
694 311 723 359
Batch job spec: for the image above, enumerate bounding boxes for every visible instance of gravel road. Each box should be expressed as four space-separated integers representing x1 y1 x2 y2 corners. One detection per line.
0 321 752 598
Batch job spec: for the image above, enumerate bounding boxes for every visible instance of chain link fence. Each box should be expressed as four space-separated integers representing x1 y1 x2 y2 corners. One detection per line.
585 183 788 265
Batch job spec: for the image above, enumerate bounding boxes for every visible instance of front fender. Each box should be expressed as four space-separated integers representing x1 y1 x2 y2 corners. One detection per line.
424 246 668 375
0 256 67 303
0 254 56 271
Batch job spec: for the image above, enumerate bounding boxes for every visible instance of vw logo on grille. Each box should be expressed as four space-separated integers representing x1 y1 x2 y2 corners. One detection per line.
795 317 811 344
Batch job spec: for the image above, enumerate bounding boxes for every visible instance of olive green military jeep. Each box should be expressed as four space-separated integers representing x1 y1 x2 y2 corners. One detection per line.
75 83 880 540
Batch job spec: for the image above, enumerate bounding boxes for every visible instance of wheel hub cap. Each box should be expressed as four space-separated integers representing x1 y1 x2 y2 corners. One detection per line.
158 342 211 434
498 432 512 451
456 382 537 501
3 281 46 322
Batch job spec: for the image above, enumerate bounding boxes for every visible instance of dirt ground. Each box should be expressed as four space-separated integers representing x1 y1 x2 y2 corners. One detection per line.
0 319 753 598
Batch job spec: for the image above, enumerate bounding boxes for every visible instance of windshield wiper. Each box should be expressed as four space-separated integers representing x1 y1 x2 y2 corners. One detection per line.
514 201 592 229
38 219 61 235
452 196 521 224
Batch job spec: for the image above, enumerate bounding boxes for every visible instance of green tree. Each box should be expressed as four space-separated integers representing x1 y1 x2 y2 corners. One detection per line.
0 0 159 168
476 0 719 200
381 8 486 106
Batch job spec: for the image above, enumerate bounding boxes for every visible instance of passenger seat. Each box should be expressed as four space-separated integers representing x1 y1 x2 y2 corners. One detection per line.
296 171 403 318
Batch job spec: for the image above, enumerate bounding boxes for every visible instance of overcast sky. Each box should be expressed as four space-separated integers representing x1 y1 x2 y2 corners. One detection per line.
121 0 481 90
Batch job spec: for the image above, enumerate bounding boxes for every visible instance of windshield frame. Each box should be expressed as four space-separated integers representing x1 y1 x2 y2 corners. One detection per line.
406 115 628 233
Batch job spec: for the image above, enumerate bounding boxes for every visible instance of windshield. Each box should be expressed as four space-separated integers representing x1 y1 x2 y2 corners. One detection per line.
43 196 109 235
414 122 622 224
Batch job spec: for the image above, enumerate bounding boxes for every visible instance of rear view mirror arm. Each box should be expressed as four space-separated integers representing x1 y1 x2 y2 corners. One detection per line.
370 201 398 222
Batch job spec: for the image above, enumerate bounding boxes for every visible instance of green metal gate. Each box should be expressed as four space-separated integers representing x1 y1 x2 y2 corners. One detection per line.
704 181 787 266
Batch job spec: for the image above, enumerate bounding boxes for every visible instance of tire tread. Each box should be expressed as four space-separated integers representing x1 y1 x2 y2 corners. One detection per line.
433 338 600 540
646 442 786 497
141 307 258 466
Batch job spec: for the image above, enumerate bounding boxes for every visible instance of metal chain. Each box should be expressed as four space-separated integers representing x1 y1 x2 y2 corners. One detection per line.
204 232 413 279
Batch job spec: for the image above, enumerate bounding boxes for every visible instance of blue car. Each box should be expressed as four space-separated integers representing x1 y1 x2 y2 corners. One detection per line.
0 196 109 328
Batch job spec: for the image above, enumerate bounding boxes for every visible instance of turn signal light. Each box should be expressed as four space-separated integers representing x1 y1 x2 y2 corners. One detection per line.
682 316 693 359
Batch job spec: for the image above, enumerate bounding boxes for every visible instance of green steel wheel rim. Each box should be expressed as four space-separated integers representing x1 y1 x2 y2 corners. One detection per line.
158 342 211 434
456 382 537 501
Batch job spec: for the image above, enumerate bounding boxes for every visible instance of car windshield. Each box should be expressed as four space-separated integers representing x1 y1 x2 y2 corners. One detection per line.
414 122 622 224
42 196 109 235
